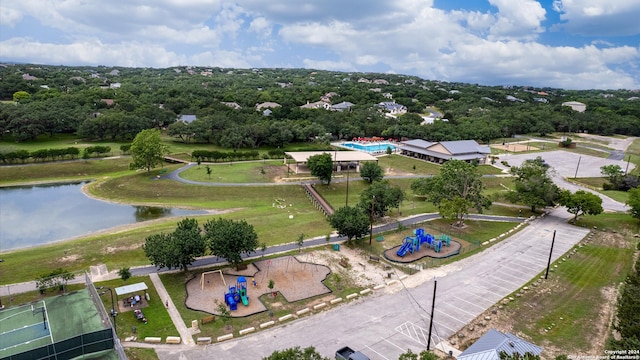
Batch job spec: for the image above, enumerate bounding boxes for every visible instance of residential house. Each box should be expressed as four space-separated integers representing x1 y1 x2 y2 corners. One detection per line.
331 101 355 112
22 73 38 80
300 101 331 110
321 92 338 102
562 101 586 112
222 102 242 110
369 88 382 93
357 78 371 83
378 101 407 115
457 329 543 360
398 139 490 164
506 95 524 102
100 99 115 107
255 102 281 111
382 93 393 99
373 79 389 85
109 69 120 76
276 82 292 88
109 83 121 89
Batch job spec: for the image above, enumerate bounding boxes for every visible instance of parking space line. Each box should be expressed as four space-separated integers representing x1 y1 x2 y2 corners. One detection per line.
365 344 390 360
452 295 486 311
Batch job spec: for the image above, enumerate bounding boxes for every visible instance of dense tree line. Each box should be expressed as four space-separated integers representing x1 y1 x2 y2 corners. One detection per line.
0 145 111 164
1 64 639 149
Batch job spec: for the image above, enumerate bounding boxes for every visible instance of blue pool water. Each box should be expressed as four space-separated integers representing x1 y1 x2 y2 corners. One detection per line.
341 142 396 153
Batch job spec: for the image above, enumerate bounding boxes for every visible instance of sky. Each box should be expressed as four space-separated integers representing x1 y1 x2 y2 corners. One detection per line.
1 0 639 90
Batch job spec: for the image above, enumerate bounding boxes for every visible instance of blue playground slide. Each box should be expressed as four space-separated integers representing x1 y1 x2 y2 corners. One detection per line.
396 241 412 257
225 293 237 310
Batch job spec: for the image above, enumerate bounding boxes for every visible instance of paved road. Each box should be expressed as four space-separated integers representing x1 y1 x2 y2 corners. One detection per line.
155 208 588 360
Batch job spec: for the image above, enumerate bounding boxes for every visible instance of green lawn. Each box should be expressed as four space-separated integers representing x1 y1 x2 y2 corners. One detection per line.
0 157 136 185
179 161 286 183
377 154 441 175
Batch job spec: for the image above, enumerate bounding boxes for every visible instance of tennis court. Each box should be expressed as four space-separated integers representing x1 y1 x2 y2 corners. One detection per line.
0 301 53 357
0 289 112 359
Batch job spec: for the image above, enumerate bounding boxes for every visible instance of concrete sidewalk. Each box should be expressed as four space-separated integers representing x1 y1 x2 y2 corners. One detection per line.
149 273 196 346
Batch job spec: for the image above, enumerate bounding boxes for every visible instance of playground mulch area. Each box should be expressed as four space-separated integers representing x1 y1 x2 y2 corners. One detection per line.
0 289 106 359
384 240 461 263
185 256 332 317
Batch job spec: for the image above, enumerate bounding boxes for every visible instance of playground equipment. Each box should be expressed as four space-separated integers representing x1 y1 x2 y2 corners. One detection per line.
396 229 450 257
224 276 249 311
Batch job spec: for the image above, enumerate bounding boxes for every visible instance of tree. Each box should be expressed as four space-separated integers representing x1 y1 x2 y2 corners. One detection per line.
118 267 131 282
360 161 384 183
308 153 334 184
129 128 168 173
438 196 472 226
359 180 405 218
263 346 329 360
142 218 206 272
411 160 490 225
558 190 603 223
204 218 258 269
626 187 640 222
398 349 439 360
328 206 370 243
13 91 30 103
508 156 559 212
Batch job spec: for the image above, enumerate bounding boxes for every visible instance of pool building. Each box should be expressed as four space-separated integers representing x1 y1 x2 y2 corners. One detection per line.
398 139 491 164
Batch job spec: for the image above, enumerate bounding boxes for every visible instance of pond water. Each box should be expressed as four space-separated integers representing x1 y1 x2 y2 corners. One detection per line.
0 182 206 251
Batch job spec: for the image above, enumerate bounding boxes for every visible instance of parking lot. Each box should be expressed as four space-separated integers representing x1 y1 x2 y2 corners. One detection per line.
157 209 589 360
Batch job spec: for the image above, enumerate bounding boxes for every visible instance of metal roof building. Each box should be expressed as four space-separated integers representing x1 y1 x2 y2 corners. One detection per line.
398 139 490 164
457 329 543 360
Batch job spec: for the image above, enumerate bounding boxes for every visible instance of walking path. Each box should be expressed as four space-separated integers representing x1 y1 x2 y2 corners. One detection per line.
148 273 195 346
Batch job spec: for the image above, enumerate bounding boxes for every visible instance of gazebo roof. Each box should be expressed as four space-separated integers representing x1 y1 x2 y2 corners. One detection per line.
114 282 148 296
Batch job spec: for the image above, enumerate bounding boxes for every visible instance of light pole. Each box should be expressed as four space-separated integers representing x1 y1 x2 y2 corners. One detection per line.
99 286 117 333
369 195 375 245
544 230 556 280
345 168 350 207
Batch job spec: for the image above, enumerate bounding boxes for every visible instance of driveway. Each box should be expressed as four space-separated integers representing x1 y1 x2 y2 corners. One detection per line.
156 208 588 360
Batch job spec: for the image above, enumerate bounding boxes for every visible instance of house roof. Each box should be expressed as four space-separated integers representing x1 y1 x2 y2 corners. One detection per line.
458 329 543 360
331 101 354 110
439 140 491 155
401 139 434 148
179 114 197 123
256 102 281 110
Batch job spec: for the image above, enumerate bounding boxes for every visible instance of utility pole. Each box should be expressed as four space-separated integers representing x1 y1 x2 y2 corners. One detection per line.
427 279 437 350
574 156 581 179
625 155 631 175
544 230 556 280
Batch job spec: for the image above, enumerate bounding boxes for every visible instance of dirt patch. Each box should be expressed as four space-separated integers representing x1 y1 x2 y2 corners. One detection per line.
491 143 539 152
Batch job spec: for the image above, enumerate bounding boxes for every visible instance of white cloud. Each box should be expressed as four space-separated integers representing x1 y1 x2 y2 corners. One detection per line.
487 0 546 40
0 6 23 27
249 17 271 38
552 0 640 36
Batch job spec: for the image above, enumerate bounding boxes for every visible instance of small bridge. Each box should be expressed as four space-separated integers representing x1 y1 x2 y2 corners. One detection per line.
302 184 334 216
163 156 190 164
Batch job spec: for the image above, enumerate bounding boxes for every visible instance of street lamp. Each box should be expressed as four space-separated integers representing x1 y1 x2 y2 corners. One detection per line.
369 195 375 245
98 286 117 333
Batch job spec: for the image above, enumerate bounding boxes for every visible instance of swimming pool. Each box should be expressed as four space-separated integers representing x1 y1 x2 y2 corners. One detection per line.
341 142 396 153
